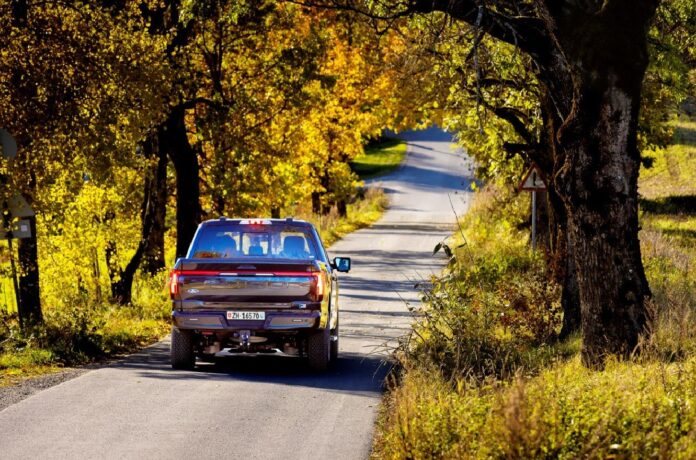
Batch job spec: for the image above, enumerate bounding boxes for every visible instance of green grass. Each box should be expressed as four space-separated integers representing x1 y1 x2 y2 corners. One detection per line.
373 118 696 459
640 120 696 199
350 137 407 179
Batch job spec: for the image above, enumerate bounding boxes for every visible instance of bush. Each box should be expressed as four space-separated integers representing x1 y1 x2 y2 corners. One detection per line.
0 271 170 375
405 185 563 383
35 292 106 363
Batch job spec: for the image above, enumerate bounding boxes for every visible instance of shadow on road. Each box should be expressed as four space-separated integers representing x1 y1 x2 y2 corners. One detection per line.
110 342 393 395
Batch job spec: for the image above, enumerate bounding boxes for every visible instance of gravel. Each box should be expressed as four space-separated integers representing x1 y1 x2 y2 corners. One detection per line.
0 368 88 412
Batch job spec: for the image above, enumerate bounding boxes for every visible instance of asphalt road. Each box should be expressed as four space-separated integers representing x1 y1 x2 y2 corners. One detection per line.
0 127 473 460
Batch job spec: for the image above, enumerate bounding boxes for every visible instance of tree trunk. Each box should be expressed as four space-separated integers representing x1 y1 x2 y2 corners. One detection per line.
320 173 331 215
535 88 582 340
17 215 42 325
311 191 321 215
106 240 145 305
140 129 168 274
102 127 168 305
165 107 202 258
547 2 656 366
411 0 657 366
337 199 347 218
9 3 41 326
559 243 581 340
547 181 581 339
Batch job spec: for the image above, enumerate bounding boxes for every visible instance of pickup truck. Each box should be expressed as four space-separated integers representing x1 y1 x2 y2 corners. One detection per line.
168 217 351 371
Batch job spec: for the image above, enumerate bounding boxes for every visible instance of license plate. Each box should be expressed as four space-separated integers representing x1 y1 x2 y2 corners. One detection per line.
227 311 265 321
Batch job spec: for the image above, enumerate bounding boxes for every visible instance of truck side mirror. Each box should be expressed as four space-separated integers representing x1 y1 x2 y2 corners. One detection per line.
332 257 351 273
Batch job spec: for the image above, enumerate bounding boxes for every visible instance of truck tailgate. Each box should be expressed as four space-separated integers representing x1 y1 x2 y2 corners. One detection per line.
171 259 322 309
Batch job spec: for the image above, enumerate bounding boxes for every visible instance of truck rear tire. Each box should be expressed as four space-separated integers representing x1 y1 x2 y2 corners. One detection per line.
171 327 195 370
308 328 330 371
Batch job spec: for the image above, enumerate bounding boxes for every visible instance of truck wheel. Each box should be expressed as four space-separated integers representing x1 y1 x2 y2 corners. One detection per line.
171 327 195 370
330 325 339 362
307 328 330 371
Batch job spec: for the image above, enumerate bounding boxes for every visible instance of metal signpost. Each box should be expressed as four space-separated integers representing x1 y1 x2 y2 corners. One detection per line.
519 164 547 251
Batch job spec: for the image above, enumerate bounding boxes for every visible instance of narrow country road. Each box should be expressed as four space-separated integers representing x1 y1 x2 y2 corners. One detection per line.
0 127 473 460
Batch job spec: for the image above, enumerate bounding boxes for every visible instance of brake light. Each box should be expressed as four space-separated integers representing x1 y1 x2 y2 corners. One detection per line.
240 219 272 225
169 270 180 298
312 271 326 301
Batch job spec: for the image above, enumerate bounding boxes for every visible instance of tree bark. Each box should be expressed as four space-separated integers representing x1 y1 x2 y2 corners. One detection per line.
10 0 41 327
140 129 168 274
337 199 347 218
17 215 42 325
106 240 145 305
165 107 202 258
106 126 170 305
545 1 657 366
545 184 581 339
311 191 321 215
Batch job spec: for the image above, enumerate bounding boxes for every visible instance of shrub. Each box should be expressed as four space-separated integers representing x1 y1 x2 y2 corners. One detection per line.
406 185 563 383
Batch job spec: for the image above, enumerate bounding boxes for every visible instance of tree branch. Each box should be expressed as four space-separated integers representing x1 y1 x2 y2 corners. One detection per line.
490 106 535 145
410 0 548 56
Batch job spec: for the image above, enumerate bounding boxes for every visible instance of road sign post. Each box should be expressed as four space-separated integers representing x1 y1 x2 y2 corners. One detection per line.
518 164 547 251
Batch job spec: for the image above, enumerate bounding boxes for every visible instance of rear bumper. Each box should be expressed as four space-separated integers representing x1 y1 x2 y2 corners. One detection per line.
172 310 321 331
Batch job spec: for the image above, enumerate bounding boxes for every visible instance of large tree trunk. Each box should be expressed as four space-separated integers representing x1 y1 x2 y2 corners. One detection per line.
547 1 656 366
165 107 202 258
406 0 656 365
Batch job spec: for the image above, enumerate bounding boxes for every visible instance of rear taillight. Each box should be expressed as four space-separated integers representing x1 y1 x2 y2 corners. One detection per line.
311 271 326 301
169 270 180 298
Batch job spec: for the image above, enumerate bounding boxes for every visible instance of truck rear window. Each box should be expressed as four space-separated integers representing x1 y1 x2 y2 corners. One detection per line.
189 224 318 260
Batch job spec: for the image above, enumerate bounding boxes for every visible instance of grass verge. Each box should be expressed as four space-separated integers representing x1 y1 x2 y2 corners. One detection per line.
373 119 696 459
351 137 407 179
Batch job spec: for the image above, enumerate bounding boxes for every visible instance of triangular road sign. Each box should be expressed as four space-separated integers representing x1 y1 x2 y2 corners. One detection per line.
519 164 547 191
